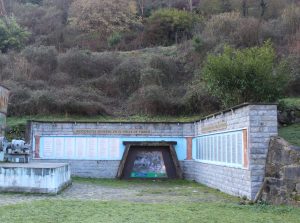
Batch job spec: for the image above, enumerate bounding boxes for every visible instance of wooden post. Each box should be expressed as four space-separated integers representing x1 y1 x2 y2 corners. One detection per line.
34 135 40 159
243 129 248 168
186 137 193 160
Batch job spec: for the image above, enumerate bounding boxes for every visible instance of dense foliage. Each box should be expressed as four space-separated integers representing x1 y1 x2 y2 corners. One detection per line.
0 17 29 53
202 42 289 107
143 8 197 46
0 0 298 117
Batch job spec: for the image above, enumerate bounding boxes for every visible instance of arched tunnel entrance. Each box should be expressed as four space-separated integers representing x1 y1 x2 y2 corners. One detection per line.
117 142 183 179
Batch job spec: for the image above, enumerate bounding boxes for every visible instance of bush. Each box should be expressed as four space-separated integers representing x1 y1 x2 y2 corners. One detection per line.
85 76 120 98
0 17 29 53
49 72 72 87
281 5 300 35
58 49 121 78
143 8 196 46
112 59 143 97
108 32 122 48
202 12 240 44
192 36 204 52
22 45 58 75
149 56 186 85
140 68 164 87
202 12 260 47
202 42 290 107
127 85 173 115
0 53 8 70
182 80 220 114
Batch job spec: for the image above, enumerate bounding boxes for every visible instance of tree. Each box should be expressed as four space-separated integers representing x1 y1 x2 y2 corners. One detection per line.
202 42 290 107
69 0 139 34
137 0 145 17
0 17 29 53
260 0 267 17
242 0 248 17
0 0 6 17
143 8 196 46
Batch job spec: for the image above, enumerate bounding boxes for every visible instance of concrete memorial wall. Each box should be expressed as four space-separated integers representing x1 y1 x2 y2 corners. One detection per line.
28 103 278 199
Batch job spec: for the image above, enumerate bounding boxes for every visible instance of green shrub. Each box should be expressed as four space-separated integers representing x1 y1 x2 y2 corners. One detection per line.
202 41 290 107
112 59 143 97
192 36 204 52
128 85 173 115
144 8 196 46
22 45 58 75
108 32 122 48
58 49 121 78
0 17 29 53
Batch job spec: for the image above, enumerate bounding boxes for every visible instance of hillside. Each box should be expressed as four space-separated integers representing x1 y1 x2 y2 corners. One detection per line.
0 0 299 118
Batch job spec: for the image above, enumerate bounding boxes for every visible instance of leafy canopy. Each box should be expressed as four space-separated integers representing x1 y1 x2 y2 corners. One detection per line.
0 17 29 53
202 42 290 107
144 8 197 46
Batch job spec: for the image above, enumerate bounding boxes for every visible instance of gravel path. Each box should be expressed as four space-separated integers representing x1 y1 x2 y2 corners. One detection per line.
0 181 236 206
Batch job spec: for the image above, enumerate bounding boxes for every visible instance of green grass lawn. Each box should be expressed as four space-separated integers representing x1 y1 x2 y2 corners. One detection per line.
0 179 299 223
279 123 300 147
0 200 299 223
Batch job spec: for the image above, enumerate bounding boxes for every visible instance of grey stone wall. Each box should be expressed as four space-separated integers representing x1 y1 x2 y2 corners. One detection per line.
29 122 195 145
187 104 278 200
182 161 252 198
248 105 278 198
32 159 120 178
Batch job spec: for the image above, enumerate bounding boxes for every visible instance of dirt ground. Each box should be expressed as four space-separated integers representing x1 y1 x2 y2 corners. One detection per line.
0 179 238 206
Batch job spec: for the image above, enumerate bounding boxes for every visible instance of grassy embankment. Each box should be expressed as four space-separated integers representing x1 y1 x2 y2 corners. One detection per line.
278 98 300 146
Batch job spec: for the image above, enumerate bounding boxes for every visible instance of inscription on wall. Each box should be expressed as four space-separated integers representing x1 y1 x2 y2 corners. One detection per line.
40 136 120 160
73 129 151 135
201 121 227 134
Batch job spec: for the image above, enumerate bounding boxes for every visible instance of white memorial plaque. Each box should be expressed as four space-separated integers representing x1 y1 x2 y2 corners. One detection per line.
65 138 75 158
110 139 120 159
54 137 65 158
43 137 53 158
87 137 97 158
76 138 86 158
99 138 109 159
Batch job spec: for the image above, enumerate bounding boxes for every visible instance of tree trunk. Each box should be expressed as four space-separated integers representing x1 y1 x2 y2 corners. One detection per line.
242 0 248 17
0 0 6 17
260 0 267 17
137 0 144 17
187 0 193 11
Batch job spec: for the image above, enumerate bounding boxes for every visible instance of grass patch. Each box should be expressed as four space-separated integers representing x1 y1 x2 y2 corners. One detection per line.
279 123 300 146
0 200 299 223
6 114 202 127
279 98 300 109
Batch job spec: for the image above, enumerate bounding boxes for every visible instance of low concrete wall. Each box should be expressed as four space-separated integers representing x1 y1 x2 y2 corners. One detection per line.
33 159 120 178
0 163 71 194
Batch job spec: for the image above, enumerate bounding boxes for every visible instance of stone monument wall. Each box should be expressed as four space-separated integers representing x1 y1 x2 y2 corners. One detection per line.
28 103 278 200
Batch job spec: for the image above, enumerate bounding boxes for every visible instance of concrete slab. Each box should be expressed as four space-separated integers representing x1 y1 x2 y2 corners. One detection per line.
0 162 68 168
0 163 71 194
